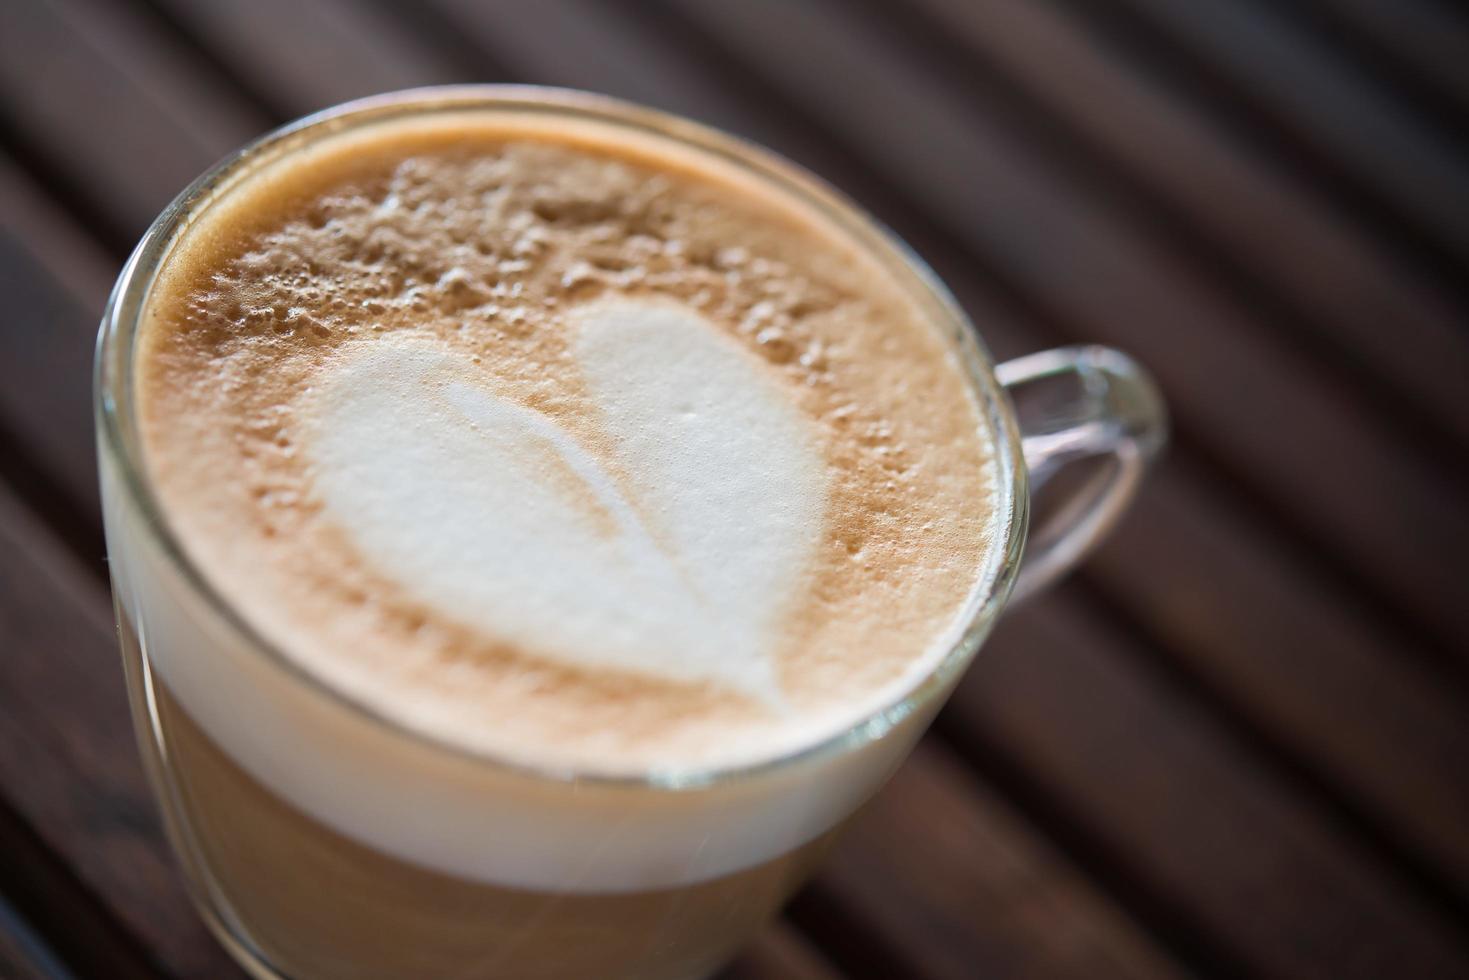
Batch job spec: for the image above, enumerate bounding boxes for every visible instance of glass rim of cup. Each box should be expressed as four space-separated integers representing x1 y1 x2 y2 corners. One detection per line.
95 84 1029 791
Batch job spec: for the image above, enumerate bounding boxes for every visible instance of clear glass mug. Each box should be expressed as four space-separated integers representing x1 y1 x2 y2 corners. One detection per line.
96 87 1166 980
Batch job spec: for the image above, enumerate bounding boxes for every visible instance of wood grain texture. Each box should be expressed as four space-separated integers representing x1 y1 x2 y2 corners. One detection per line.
1103 0 1469 270
900 0 1469 449
0 890 73 980
0 484 241 978
716 923 842 980
1290 0 1469 125
144 0 463 115
0 0 266 243
949 587 1469 979
810 741 1183 980
1087 460 1469 899
0 800 160 980
0 156 114 529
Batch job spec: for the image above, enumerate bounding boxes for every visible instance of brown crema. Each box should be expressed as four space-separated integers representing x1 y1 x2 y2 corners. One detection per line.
136 112 997 773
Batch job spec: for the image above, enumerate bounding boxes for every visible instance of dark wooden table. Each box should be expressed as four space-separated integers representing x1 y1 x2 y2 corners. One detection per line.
3 1 1468 977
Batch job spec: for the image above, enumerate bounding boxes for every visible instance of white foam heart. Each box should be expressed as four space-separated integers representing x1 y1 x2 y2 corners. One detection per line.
303 299 827 700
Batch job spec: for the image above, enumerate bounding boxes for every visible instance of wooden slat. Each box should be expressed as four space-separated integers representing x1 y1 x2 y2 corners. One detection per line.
898 0 1469 450
0 802 159 980
950 586 1469 979
0 155 115 308
718 923 842 980
1090 461 1469 895
0 0 265 243
817 740 1188 980
0 891 72 980
144 0 461 115
1102 0 1469 271
0 155 114 526
0 484 241 978
0 935 53 980
653 0 1469 667
409 0 1469 919
0 230 101 518
0 938 54 979
416 0 842 140
1299 0 1469 117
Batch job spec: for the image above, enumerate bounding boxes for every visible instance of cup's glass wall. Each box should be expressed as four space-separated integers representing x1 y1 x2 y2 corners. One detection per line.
96 89 1027 980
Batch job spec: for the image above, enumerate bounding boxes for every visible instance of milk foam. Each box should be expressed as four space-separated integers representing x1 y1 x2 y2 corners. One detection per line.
136 121 999 771
306 299 826 700
118 103 1004 890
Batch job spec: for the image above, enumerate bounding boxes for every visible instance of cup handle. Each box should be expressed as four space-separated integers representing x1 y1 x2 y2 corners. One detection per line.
996 346 1168 604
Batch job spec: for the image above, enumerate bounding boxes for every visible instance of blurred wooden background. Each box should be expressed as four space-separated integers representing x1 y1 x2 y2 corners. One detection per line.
2 1 1468 977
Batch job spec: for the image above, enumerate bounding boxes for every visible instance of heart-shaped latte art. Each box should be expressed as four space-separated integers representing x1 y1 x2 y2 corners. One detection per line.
303 300 828 701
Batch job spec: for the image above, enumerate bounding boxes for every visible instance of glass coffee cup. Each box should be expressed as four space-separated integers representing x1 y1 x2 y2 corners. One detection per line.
96 87 1166 980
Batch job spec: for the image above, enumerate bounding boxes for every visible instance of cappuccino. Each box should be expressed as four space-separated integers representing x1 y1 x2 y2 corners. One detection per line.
138 111 998 775
108 92 1007 978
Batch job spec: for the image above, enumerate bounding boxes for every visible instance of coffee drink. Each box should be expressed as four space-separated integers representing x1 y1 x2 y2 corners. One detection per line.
120 623 845 980
139 112 998 772
105 92 1006 979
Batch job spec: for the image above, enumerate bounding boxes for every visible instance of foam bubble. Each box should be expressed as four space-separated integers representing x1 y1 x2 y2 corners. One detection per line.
304 299 827 699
